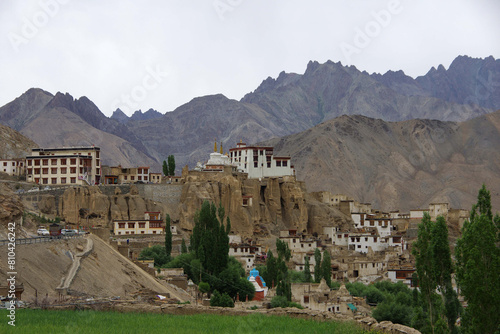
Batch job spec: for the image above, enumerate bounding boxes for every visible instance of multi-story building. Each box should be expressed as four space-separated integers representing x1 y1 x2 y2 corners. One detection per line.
113 212 166 235
25 146 101 185
102 166 150 184
229 142 295 179
0 158 25 177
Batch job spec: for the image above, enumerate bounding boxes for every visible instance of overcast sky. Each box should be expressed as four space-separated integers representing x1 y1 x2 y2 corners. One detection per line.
1 0 499 117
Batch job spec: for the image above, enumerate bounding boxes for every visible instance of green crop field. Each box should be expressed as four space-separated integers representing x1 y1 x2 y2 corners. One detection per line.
0 308 370 333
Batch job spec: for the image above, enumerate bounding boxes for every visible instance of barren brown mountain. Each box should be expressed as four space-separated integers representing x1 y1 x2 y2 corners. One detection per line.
262 111 500 212
0 88 158 168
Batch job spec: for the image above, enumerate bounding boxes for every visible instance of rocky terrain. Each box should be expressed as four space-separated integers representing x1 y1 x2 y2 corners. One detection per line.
261 110 500 212
0 123 37 159
0 55 499 212
0 89 158 168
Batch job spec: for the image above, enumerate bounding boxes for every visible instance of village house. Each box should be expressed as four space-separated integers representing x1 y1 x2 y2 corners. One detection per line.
0 158 25 177
102 165 150 184
229 242 264 271
113 212 175 235
292 279 364 316
25 146 101 185
149 172 162 184
229 141 295 179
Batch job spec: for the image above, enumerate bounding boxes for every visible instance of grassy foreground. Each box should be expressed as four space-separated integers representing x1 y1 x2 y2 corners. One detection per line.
0 308 369 333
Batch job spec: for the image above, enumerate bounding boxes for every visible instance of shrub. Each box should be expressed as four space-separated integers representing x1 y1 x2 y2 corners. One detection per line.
288 302 304 309
210 290 234 308
270 295 289 308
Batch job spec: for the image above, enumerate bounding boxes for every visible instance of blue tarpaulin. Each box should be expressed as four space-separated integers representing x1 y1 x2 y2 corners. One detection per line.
347 303 357 312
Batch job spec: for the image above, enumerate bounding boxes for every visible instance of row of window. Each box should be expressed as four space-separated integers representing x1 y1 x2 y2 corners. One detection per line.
27 158 99 167
33 177 78 184
122 175 148 181
2 161 23 166
27 167 99 175
116 222 161 229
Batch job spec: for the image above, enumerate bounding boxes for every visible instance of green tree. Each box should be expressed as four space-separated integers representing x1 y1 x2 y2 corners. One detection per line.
264 250 278 288
167 155 176 176
181 238 187 254
162 160 168 176
455 185 500 334
314 248 322 283
276 239 291 262
413 212 439 334
190 201 229 276
431 216 460 333
321 250 332 287
304 256 311 283
164 214 172 259
198 281 210 299
139 245 169 267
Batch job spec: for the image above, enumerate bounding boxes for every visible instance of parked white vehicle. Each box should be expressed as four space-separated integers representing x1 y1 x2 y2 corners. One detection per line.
37 228 50 236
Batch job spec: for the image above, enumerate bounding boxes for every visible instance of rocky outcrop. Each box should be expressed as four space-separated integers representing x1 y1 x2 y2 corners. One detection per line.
30 185 164 227
0 183 23 225
179 171 311 237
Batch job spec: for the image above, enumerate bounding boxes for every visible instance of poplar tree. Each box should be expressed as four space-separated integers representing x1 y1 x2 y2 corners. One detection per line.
162 160 168 176
314 248 322 283
164 214 172 259
181 238 187 254
167 155 176 176
321 250 332 287
431 216 460 333
412 212 439 333
304 256 311 283
455 185 500 334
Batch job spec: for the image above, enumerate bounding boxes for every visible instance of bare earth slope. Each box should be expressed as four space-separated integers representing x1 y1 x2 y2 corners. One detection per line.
0 235 190 302
0 123 38 159
262 110 500 212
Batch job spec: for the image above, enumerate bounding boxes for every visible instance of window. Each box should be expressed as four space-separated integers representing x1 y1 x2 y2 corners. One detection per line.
35 168 40 174
138 176 142 181
2 162 6 166
118 223 125 229
70 167 76 173
61 178 66 184
61 167 67 174
283 161 287 167
276 161 281 167
139 223 146 228
51 159 57 165
28 160 32 166
131 176 135 181
128 223 135 228
51 168 57 174
51 178 57 184
304 296 309 303
144 176 148 181
96 151 99 158
34 160 40 166
70 158 76 165
70 177 76 184
42 178 48 184
267 162 271 168
60 158 66 165
27 168 32 175
42 168 48 174
42 159 48 166
254 162 258 168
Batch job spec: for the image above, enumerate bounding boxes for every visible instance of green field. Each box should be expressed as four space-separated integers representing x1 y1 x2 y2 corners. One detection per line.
0 308 369 333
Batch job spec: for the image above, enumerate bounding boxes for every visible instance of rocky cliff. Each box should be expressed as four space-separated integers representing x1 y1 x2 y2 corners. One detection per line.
25 170 350 238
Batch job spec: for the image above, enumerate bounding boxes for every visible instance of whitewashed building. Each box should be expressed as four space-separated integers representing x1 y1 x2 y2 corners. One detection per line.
26 146 101 185
229 142 295 179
